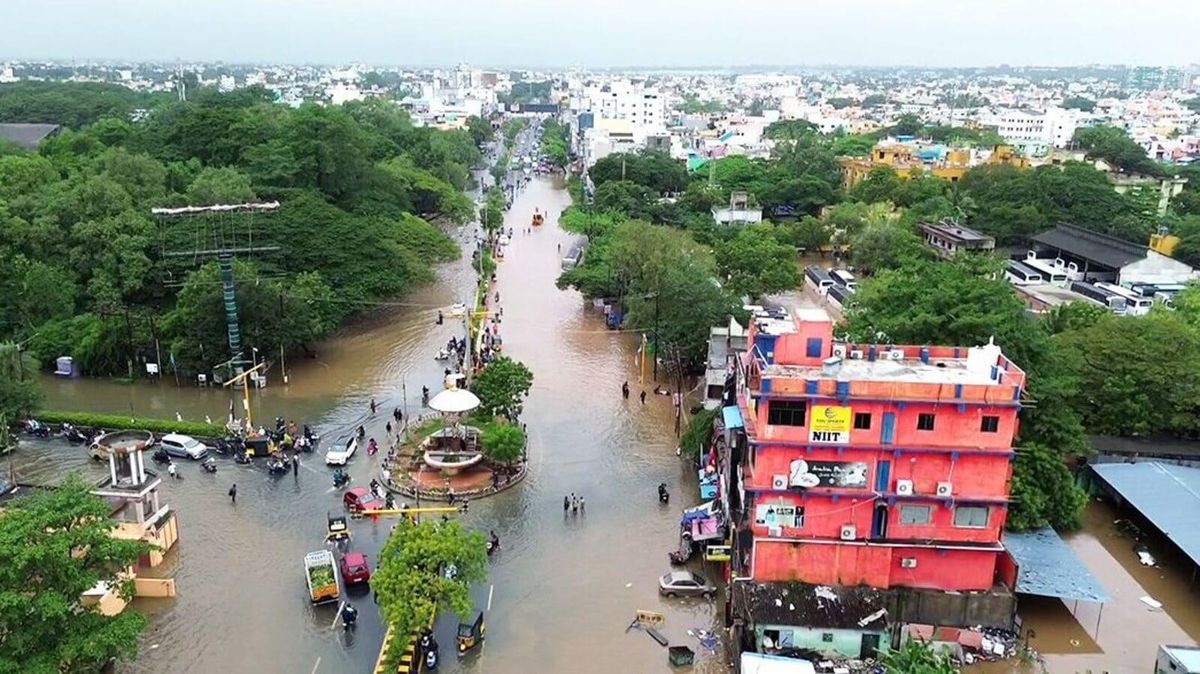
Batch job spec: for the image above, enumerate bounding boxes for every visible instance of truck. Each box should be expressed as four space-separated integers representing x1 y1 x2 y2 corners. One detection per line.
304 550 340 604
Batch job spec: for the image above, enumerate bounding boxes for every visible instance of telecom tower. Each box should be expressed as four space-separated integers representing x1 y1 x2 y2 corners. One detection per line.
152 202 279 381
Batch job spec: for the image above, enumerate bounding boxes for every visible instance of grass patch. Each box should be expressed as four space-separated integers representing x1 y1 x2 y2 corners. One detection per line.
38 410 225 438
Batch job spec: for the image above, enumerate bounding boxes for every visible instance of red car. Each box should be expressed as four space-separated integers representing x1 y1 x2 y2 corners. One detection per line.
340 551 371 585
343 487 383 514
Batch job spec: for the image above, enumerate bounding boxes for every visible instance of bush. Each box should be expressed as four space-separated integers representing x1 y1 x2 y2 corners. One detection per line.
37 410 224 438
680 407 718 457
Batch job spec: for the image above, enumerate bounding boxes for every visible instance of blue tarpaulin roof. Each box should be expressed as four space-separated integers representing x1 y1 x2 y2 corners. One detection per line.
722 405 743 430
1092 462 1200 568
1003 527 1109 603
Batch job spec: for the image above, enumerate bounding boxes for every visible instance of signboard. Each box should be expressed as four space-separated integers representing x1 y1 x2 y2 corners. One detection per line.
635 610 665 626
788 460 869 489
809 405 852 444
705 545 732 562
755 503 799 528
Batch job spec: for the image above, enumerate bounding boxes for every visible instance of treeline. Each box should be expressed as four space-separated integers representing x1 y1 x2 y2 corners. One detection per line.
0 83 477 377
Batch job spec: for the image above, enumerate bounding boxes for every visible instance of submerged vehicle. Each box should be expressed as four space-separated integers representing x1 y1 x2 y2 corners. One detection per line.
326 512 350 544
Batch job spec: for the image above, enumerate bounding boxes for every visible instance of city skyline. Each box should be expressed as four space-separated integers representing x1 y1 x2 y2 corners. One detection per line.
2 0 1199 68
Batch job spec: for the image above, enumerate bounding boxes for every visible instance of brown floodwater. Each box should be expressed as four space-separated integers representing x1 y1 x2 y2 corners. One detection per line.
17 175 724 674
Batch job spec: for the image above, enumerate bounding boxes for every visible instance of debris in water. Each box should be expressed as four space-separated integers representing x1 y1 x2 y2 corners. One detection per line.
814 585 839 602
1140 595 1163 610
1137 549 1157 566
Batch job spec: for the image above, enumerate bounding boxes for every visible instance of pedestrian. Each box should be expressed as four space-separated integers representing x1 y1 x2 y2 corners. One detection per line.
292 454 299 475
563 495 569 512
370 397 377 415
386 421 392 435
640 390 647 405
571 495 579 513
622 381 630 399
228 483 237 504
580 497 586 512
167 462 177 479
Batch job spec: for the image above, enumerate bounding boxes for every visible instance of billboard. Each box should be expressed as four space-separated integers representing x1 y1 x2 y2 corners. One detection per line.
788 459 869 489
809 405 852 443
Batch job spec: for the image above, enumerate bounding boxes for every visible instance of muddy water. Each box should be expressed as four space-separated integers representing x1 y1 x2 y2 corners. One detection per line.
18 176 723 674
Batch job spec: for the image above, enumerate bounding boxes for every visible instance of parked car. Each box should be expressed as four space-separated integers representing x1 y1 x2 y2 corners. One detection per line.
88 433 110 461
658 570 715 598
343 487 383 514
324 437 357 466
160 433 209 460
340 551 371 585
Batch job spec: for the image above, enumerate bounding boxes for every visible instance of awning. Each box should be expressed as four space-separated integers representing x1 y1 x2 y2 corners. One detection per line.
1002 527 1109 603
723 405 744 430
690 517 722 542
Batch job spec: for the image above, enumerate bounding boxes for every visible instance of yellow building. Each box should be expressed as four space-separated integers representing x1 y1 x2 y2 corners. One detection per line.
840 143 1029 189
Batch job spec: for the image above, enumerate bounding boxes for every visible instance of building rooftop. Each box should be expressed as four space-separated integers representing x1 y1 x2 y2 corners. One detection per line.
764 345 1004 387
919 221 994 244
1032 223 1148 269
0 123 60 150
745 304 799 336
1002 527 1109 603
1162 645 1200 672
1091 462 1200 569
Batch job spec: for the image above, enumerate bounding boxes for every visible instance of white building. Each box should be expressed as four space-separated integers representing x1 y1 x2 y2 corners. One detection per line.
994 107 1087 153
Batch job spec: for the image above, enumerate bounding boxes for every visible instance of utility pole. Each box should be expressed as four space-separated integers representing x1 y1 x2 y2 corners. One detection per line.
653 292 660 382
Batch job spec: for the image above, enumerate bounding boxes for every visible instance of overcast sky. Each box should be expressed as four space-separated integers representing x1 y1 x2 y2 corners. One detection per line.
1 0 1197 68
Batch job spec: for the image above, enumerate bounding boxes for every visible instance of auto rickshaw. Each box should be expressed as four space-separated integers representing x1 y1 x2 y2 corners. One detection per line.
325 511 350 544
456 611 485 654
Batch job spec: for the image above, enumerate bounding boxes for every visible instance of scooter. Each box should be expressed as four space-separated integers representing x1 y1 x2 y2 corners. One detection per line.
333 471 351 489
658 483 670 505
62 423 88 444
201 458 218 474
234 451 252 465
24 419 50 438
267 456 290 475
341 604 358 631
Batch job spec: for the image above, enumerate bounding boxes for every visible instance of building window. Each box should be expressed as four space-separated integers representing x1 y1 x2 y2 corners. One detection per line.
953 506 989 528
767 400 806 427
806 337 823 358
981 416 1000 433
854 412 872 430
899 504 932 525
917 413 935 431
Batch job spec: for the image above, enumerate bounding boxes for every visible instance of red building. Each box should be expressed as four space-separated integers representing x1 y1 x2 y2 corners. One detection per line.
732 306 1025 592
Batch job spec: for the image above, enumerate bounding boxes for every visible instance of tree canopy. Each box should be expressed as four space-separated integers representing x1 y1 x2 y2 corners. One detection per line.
0 474 153 673
471 356 534 420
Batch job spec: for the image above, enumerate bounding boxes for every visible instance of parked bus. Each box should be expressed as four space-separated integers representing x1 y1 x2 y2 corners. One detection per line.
1005 260 1044 286
1095 282 1153 316
1070 281 1127 314
830 269 857 291
1022 254 1072 285
804 265 836 293
827 284 854 310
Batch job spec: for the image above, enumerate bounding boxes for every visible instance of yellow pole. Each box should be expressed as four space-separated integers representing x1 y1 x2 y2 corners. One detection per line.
244 381 252 428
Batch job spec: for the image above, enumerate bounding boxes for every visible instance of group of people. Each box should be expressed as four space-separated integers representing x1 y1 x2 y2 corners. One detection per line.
563 492 586 515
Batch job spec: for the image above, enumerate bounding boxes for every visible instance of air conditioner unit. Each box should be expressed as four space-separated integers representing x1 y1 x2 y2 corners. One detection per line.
936 481 953 497
840 524 856 541
900 557 918 569
771 474 788 490
831 344 847 359
887 350 904 361
896 479 914 496
768 526 783 537
849 349 865 360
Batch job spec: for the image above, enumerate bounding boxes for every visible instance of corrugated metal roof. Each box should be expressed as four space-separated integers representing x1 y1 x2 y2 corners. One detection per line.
0 123 59 150
722 405 743 430
1092 462 1200 567
1002 527 1109 603
1031 224 1148 270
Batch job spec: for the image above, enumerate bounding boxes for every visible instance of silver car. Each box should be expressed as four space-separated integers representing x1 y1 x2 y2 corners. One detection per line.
159 433 209 460
658 571 716 598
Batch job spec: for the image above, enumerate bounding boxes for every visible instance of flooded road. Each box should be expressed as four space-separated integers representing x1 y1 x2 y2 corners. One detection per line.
17 175 722 673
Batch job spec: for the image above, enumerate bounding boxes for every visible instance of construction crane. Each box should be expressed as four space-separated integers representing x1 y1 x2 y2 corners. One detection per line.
223 362 266 429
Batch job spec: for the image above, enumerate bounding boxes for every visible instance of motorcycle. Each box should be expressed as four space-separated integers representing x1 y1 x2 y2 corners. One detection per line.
333 471 351 489
152 447 171 464
658 483 670 505
24 419 50 438
233 451 252 465
201 458 218 474
486 534 499 557
267 456 290 475
341 604 358 631
420 631 440 670
62 423 89 444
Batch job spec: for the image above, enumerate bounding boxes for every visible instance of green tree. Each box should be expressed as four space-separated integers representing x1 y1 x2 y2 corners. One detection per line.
1009 443 1088 530
0 474 152 673
831 134 875 157
880 638 957 674
370 519 487 658
1061 96 1096 112
680 408 717 457
591 151 688 194
0 342 40 421
481 422 525 465
1074 125 1160 176
763 119 817 140
716 224 800 297
185 166 256 205
464 115 494 147
783 216 833 254
471 357 533 420
480 188 506 233
848 222 926 274
1058 311 1200 437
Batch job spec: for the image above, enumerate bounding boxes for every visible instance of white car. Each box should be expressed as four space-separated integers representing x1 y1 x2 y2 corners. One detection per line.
325 437 358 466
160 433 209 460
